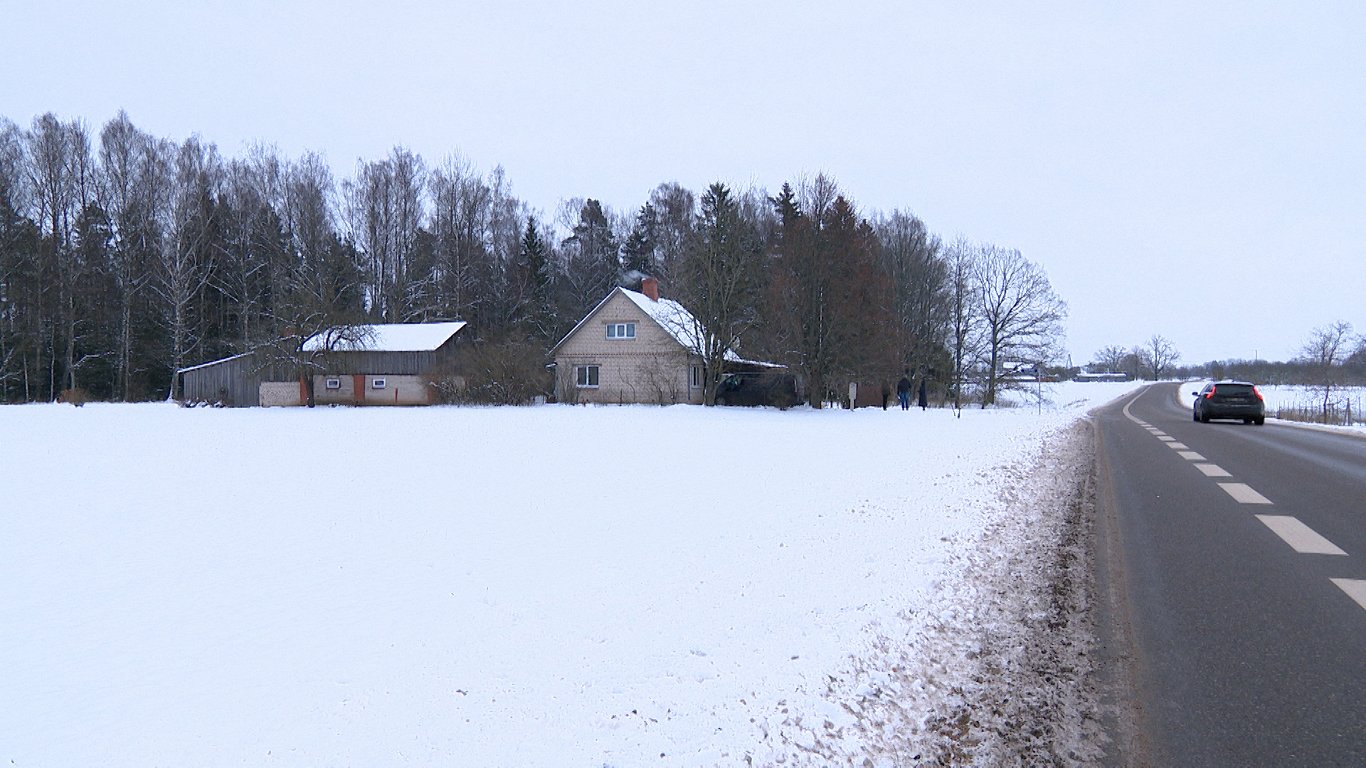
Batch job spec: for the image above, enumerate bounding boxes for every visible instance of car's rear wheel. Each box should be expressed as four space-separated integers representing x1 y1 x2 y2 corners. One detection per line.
1200 410 1211 423
1255 417 1265 425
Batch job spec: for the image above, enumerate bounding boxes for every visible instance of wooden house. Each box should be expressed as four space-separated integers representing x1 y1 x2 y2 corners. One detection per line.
551 277 709 405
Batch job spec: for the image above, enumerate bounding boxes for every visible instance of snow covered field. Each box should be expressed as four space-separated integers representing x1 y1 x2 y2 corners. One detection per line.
1 382 1140 766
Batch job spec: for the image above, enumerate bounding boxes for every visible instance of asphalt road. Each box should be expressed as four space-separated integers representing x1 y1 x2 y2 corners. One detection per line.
1093 383 1366 767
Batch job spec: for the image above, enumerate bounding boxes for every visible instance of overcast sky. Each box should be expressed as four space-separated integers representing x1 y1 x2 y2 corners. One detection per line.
5 0 1362 365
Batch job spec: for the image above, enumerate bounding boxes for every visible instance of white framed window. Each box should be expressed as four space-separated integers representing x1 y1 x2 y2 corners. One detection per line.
371 377 387 389
606 322 636 339
324 377 341 390
690 365 702 388
575 365 600 388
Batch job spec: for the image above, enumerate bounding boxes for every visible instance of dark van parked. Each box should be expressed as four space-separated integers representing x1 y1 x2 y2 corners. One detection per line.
714 371 801 408
1192 381 1265 425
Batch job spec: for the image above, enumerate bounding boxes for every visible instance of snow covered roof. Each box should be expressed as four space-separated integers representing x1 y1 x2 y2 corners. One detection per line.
177 351 253 374
551 286 709 357
302 321 467 353
552 286 759 363
619 288 708 354
622 289 759 363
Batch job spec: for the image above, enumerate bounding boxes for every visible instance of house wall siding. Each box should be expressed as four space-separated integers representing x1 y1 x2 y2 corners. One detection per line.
555 292 704 405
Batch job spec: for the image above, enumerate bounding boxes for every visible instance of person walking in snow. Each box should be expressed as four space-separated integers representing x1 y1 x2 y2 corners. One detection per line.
918 377 929 410
896 371 912 410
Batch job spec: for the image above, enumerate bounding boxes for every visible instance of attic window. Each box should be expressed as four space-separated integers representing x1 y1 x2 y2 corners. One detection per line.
607 322 635 339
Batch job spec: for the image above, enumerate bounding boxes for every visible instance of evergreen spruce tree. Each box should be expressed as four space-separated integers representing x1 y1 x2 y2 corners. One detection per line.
620 202 658 278
516 216 555 340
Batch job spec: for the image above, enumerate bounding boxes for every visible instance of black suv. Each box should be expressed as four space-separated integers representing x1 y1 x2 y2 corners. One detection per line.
1192 381 1265 425
714 372 800 408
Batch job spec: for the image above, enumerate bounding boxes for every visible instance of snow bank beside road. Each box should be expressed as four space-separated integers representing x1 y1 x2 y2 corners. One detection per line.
751 419 1105 766
0 383 1138 767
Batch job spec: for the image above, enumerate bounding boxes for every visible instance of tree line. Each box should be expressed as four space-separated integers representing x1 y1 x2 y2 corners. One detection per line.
1087 323 1366 387
0 111 1069 407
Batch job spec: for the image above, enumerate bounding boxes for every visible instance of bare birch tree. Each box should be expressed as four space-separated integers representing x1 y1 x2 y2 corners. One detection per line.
943 238 982 411
974 244 1067 406
1141 334 1180 380
877 209 948 386
1089 345 1129 374
25 114 97 397
345 147 425 321
149 137 222 398
1301 320 1355 421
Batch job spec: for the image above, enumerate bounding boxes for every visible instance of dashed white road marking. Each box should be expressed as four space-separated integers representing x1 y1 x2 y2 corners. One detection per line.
1219 483 1273 504
1166 442 1190 450
1177 450 1206 461
1195 463 1232 478
1158 436 1176 442
1255 515 1348 555
1331 579 1366 611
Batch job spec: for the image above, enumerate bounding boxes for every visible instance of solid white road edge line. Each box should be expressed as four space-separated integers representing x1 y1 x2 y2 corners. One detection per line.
1219 483 1273 505
1330 579 1366 611
1255 515 1348 556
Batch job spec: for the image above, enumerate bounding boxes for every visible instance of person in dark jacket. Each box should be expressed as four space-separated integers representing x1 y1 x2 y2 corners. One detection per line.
896 371 912 410
918 377 929 410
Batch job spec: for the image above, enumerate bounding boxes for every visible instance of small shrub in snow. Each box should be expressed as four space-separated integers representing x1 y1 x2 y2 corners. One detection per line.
57 388 89 406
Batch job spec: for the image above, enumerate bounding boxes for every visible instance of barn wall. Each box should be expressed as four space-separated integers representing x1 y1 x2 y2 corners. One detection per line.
259 381 303 407
181 354 262 407
180 348 450 407
321 351 436 376
354 374 432 405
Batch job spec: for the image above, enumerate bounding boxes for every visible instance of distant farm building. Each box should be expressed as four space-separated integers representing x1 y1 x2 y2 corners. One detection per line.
1073 371 1130 383
551 277 793 406
177 322 467 407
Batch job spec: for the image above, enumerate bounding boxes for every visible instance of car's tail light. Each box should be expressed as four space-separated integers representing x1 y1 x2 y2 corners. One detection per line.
1205 387 1215 399
1253 386 1263 401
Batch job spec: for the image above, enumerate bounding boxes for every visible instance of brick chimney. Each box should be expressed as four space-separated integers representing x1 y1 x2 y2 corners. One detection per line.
641 275 660 302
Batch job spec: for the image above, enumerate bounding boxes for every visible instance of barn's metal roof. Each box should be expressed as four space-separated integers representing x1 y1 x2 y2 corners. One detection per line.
176 351 254 374
303 322 467 353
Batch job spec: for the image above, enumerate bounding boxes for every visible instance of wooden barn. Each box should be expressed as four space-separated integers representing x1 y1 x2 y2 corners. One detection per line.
177 322 467 407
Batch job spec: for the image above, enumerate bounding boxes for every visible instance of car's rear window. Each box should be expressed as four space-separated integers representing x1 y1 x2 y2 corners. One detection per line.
1214 384 1254 396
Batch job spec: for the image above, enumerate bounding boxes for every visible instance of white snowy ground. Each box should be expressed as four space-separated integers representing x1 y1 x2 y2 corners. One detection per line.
1 382 1140 767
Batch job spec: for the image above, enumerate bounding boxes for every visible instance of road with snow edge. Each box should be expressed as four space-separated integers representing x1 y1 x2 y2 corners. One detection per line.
1092 384 1366 767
